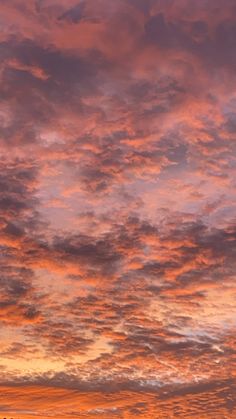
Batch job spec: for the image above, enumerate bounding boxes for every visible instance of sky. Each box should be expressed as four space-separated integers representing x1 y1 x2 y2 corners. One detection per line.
0 0 236 417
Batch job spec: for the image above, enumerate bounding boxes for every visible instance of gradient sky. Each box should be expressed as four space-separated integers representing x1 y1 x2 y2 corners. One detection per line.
0 0 236 418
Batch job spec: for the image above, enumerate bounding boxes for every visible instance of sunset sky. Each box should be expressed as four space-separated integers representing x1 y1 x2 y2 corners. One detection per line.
0 0 236 417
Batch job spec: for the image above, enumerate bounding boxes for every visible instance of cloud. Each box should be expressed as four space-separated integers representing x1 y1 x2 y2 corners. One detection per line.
0 0 235 417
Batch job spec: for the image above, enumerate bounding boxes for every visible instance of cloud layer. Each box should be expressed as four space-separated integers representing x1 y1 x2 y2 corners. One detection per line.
0 0 236 417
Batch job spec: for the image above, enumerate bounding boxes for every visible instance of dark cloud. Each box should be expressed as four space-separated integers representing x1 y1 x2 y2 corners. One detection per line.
58 2 86 23
52 232 123 275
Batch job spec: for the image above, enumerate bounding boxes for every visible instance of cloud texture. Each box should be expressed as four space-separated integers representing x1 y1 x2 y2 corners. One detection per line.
0 0 236 417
